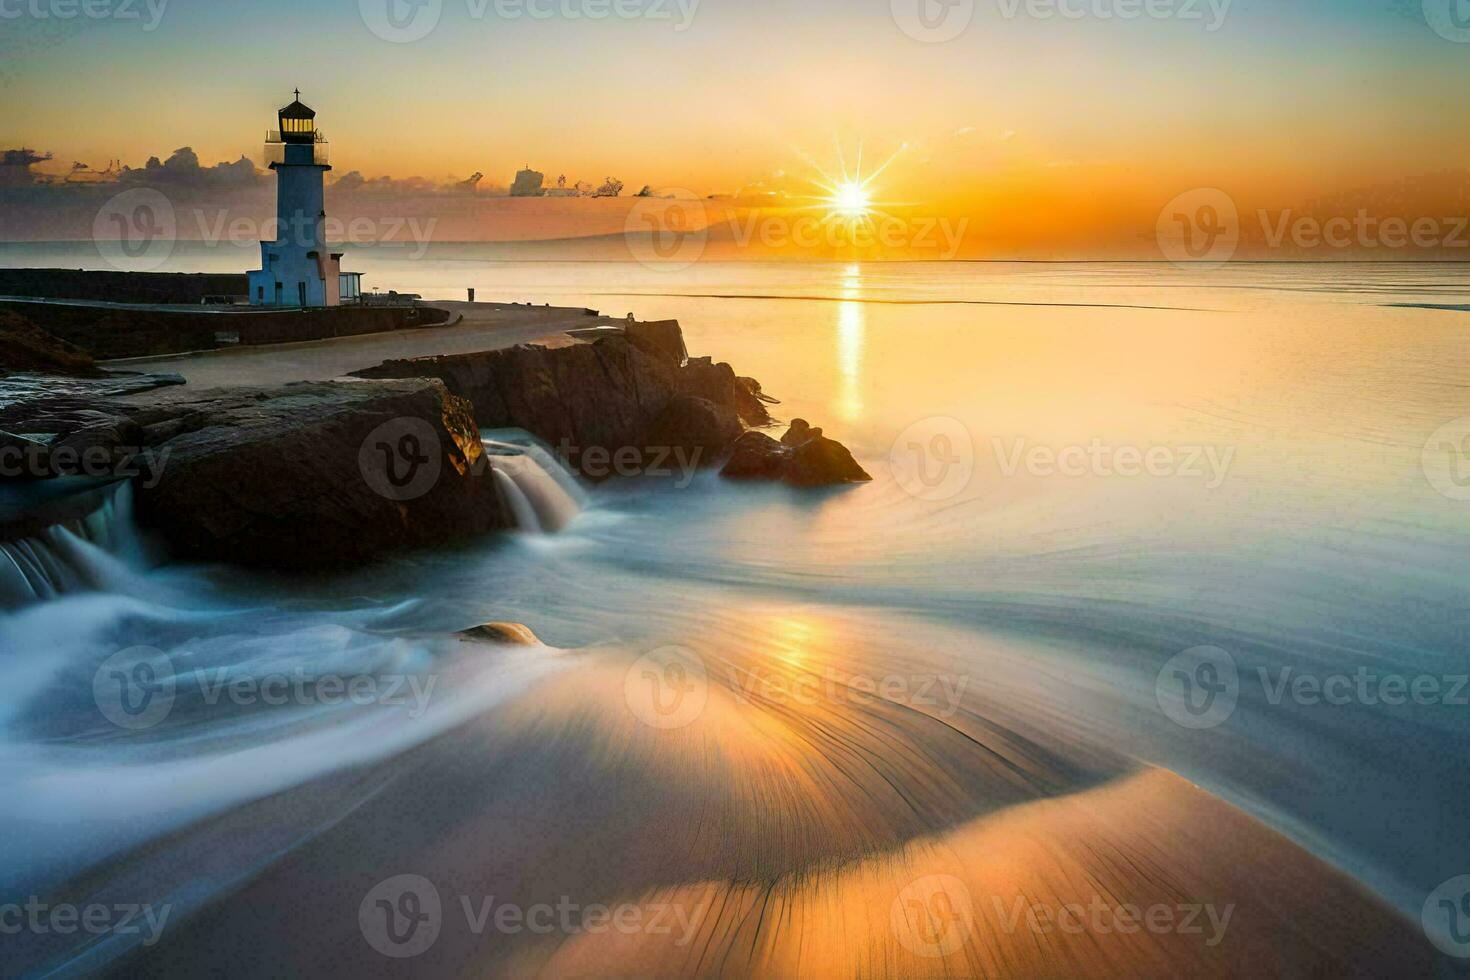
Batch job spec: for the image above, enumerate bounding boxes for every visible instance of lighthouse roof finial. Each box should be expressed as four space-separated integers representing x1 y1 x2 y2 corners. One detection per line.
279 92 316 120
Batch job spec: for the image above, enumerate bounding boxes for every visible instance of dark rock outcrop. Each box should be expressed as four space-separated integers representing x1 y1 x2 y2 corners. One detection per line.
0 377 179 481
721 420 871 486
646 395 743 458
1 373 512 566
0 311 104 378
50 416 145 465
720 431 791 480
624 319 688 365
780 419 822 447
741 376 778 407
129 379 507 569
352 321 870 488
352 327 768 479
787 434 872 485
678 357 773 427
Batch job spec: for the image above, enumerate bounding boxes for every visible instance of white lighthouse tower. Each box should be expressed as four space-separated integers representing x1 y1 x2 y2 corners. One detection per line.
248 93 359 307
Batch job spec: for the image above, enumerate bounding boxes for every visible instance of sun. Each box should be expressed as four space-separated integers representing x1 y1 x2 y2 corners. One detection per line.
789 140 906 234
831 181 872 217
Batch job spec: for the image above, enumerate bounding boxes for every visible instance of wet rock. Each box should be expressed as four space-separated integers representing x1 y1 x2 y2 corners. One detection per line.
458 622 542 646
677 357 773 426
721 422 870 487
720 431 792 480
0 430 50 481
132 379 507 570
646 395 743 460
48 418 147 477
780 419 823 447
740 376 778 406
624 319 688 365
352 322 772 479
355 337 674 479
787 435 872 486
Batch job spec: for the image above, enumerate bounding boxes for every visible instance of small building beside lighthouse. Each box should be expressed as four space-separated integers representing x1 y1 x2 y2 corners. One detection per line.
248 93 361 307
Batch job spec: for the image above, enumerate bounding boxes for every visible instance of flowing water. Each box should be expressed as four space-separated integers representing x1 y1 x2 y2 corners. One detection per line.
2 255 1469 975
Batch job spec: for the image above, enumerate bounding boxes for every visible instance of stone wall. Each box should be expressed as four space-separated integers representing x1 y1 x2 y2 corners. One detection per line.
0 268 250 305
0 301 450 360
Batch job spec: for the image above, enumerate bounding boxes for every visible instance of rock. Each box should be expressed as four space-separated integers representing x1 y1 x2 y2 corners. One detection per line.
355 337 674 480
139 417 191 446
48 418 147 477
740 376 778 405
786 435 873 486
720 431 791 480
624 319 687 365
646 395 743 460
721 423 871 487
131 379 507 569
0 310 104 378
2 405 129 436
0 430 50 481
0 374 187 483
352 323 773 479
94 372 187 398
780 419 823 447
678 357 773 426
458 622 542 646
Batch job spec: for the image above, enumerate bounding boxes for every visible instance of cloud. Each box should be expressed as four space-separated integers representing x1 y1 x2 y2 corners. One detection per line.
329 170 507 197
118 147 265 189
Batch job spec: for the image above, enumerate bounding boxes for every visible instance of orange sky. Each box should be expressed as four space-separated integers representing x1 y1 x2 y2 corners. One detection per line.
5 0 1469 255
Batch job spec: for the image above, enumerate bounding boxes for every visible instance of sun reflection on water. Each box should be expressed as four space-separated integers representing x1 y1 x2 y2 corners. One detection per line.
836 265 866 423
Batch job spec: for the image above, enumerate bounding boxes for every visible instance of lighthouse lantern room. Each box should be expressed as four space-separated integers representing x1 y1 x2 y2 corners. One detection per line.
248 92 357 307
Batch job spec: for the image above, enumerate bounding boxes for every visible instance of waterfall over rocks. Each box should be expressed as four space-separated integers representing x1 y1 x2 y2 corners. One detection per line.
0 483 151 608
483 431 585 534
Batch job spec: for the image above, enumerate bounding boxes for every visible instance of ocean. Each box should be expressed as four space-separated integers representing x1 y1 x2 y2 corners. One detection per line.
2 247 1468 974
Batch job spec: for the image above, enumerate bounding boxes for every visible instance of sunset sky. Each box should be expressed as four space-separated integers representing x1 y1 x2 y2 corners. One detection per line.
4 0 1469 254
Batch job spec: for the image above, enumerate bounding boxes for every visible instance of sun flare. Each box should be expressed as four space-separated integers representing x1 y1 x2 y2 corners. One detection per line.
831 181 872 217
800 141 905 226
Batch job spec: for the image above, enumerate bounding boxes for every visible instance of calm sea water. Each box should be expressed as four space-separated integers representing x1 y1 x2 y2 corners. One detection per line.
3 247 1469 972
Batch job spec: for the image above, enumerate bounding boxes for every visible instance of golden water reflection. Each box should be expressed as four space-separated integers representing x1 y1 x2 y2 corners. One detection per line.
836 265 866 423
483 603 1428 978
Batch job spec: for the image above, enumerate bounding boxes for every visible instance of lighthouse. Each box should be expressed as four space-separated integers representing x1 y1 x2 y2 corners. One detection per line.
248 93 360 307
